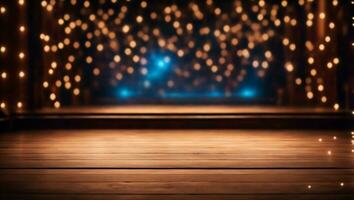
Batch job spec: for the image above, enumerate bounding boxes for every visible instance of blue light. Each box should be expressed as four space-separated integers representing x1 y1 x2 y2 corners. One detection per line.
143 80 151 88
239 88 256 98
208 91 223 98
118 88 132 98
154 56 170 69
162 91 224 99
157 60 166 68
146 54 172 79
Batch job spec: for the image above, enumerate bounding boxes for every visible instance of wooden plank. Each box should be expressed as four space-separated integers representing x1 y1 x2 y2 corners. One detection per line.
0 180 353 193
0 130 352 168
0 169 353 194
1 169 353 182
1 194 353 200
0 160 352 168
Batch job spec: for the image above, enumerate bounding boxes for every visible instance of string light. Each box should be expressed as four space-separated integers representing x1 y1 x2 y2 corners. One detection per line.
43 81 49 88
17 101 23 109
283 0 343 108
19 25 26 32
0 46 6 53
49 93 56 101
1 72 7 79
285 62 294 72
321 96 327 103
54 101 61 109
73 88 80 96
0 6 6 14
19 52 25 59
19 71 25 78
18 0 25 6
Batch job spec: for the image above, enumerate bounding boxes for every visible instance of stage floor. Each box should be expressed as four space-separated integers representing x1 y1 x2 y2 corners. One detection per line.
0 129 353 199
38 105 336 114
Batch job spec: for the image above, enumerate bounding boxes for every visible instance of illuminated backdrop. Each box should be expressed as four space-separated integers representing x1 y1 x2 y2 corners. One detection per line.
41 0 286 102
0 0 353 111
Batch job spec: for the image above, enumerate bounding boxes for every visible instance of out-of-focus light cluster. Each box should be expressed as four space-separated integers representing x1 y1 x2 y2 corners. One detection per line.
39 0 288 106
0 0 348 110
283 0 342 110
0 0 28 111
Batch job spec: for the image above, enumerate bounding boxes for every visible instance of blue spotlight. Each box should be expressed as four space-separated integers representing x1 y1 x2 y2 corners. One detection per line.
208 91 223 98
162 91 224 99
154 56 170 69
239 88 256 98
117 88 132 98
157 59 167 69
147 54 172 79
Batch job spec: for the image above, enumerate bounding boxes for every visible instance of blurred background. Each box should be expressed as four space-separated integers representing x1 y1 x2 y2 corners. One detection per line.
0 0 353 113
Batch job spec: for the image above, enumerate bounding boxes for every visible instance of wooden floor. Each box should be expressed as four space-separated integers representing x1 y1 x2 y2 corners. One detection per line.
0 130 353 199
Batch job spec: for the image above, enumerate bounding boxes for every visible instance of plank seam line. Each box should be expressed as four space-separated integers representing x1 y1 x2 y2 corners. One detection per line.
0 167 353 170
2 193 354 195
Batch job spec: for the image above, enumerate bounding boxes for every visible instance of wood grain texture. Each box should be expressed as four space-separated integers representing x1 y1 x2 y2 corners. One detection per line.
0 130 352 168
0 130 353 199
